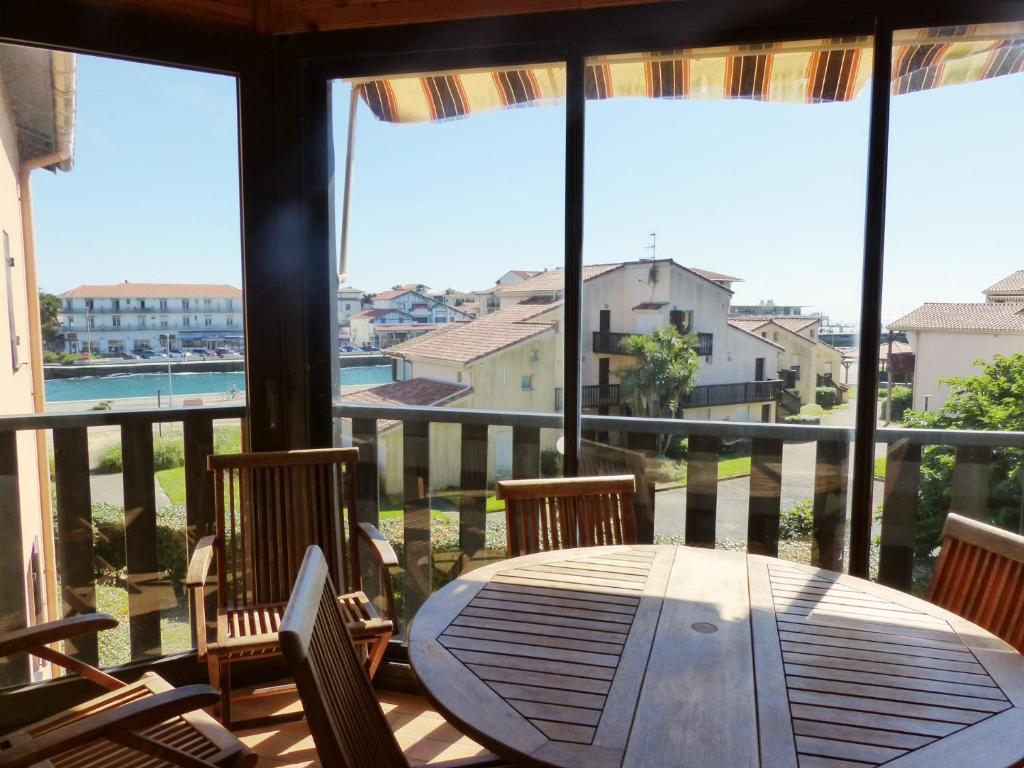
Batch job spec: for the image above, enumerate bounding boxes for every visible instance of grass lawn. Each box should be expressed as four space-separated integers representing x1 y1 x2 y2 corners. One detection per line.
718 456 751 479
874 456 886 480
156 466 186 505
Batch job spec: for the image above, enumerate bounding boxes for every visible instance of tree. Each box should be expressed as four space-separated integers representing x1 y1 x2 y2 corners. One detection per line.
39 291 62 351
615 326 700 455
903 353 1024 558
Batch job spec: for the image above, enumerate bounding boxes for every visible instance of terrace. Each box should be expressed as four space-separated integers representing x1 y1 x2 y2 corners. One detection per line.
2 2 1024 767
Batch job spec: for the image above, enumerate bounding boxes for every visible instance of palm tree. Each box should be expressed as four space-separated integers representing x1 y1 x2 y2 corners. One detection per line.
615 325 700 455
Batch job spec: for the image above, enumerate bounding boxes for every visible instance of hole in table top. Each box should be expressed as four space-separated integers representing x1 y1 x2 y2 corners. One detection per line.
691 622 718 634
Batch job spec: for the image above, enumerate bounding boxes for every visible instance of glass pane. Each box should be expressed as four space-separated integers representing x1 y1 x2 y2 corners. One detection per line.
0 43 242 679
331 63 566 632
582 39 873 568
880 21 1024 593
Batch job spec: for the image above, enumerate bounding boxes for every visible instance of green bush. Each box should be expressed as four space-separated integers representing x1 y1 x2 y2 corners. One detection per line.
540 449 561 477
779 500 814 541
784 414 820 425
90 400 113 411
815 387 838 409
152 436 185 471
43 351 60 364
213 425 242 455
60 353 82 365
665 436 688 460
890 386 913 422
97 442 123 472
91 502 189 595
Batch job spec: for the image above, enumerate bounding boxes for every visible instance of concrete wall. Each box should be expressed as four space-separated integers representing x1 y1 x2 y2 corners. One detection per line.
907 329 1024 411
0 74 46 676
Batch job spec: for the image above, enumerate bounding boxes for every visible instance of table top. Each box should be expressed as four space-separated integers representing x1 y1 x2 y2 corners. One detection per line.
408 545 1024 768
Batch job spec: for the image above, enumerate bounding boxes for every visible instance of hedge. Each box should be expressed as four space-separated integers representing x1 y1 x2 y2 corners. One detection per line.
815 386 838 409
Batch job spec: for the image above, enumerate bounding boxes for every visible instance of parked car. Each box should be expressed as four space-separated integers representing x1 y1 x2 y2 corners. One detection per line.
361 344 380 352
183 347 213 358
340 345 358 353
214 347 239 357
138 350 166 359
167 350 184 359
119 351 139 360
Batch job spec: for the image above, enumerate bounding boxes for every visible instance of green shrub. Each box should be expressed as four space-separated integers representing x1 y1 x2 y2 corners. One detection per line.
60 352 82 365
779 500 814 540
815 387 838 409
784 414 820 425
43 351 59 364
152 436 185 471
97 442 123 472
90 400 114 411
665 436 687 460
213 426 242 455
540 449 561 477
890 386 913 422
91 502 189 595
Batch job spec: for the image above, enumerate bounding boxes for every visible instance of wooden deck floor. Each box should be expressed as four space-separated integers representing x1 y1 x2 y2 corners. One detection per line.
236 690 494 767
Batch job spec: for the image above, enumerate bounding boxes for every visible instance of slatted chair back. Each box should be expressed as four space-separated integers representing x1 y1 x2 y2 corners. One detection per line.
209 448 361 611
928 513 1024 652
280 546 407 768
496 475 638 557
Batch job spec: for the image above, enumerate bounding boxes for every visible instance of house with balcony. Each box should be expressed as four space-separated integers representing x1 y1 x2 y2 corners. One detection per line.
57 282 243 354
891 272 1024 411
351 286 473 347
728 315 846 415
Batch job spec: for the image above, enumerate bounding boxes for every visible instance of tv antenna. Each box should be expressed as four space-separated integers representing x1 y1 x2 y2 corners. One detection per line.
645 232 657 261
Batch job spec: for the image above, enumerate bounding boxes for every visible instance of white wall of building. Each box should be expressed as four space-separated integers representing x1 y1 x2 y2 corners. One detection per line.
907 329 1024 411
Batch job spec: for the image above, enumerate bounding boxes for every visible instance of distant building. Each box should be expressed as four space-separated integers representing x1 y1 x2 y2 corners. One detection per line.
731 300 810 317
891 276 1024 411
58 282 243 354
337 286 366 327
350 287 472 347
728 316 846 413
496 269 540 286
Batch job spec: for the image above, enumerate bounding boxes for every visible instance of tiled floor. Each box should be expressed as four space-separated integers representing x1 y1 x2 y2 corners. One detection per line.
236 690 494 767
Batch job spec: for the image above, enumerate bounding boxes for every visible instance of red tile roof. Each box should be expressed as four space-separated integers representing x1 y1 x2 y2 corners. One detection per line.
726 323 786 351
389 302 560 364
890 302 1024 332
688 267 742 283
728 316 819 333
62 282 241 299
984 271 1024 295
341 379 471 430
493 264 622 294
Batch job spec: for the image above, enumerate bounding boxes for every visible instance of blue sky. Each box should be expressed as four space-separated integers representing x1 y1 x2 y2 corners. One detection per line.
30 49 1024 326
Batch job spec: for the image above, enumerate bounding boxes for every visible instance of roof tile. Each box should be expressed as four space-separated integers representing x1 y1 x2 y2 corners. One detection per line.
890 302 1024 332
62 283 241 299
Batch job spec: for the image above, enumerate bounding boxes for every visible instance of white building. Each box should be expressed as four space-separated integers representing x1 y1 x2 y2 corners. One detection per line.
350 286 472 347
58 282 243 355
891 291 1024 412
390 259 784 423
337 286 366 327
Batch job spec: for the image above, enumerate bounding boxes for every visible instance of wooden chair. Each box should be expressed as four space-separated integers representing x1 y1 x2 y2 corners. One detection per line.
928 513 1024 652
495 475 638 557
279 545 506 768
0 613 256 768
186 448 398 729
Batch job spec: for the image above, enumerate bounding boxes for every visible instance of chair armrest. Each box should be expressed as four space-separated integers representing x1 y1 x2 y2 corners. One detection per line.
186 535 217 588
356 523 399 568
0 684 219 768
0 614 118 658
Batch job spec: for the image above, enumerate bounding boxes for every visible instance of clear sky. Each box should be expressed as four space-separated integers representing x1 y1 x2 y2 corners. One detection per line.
29 46 1024 328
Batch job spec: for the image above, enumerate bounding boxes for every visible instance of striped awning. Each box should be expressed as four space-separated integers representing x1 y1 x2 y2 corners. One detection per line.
352 23 1024 123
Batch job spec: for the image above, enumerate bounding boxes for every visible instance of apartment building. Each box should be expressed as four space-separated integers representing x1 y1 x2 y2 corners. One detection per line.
350 286 473 347
58 282 243 354
337 285 366 327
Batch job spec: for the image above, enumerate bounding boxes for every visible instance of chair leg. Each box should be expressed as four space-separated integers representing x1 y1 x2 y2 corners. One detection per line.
366 632 390 679
221 662 232 730
207 655 221 715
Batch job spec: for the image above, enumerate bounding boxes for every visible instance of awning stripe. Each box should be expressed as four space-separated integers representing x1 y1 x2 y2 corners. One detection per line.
351 23 1024 124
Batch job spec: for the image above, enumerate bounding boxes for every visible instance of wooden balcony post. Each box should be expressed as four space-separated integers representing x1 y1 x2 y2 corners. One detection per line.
121 424 162 660
813 439 849 571
878 440 921 591
459 424 488 573
512 425 540 479
950 444 991 520
53 427 99 665
0 430 29 686
183 417 215 647
686 434 719 547
403 420 431 629
748 438 783 556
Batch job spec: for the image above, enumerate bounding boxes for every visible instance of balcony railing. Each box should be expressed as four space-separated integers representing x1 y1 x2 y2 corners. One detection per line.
680 379 781 408
592 330 713 356
2 402 1024 685
556 384 622 411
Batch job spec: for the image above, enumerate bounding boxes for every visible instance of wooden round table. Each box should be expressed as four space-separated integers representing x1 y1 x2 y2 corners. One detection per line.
408 545 1024 768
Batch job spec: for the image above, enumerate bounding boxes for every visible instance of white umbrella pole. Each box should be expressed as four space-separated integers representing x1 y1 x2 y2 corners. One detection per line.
338 86 359 284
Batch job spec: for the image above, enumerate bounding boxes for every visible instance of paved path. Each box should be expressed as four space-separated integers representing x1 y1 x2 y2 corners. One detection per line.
89 472 173 510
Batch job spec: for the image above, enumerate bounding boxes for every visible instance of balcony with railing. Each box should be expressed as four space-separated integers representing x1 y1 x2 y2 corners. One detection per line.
4 398 1021 689
592 330 713 356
